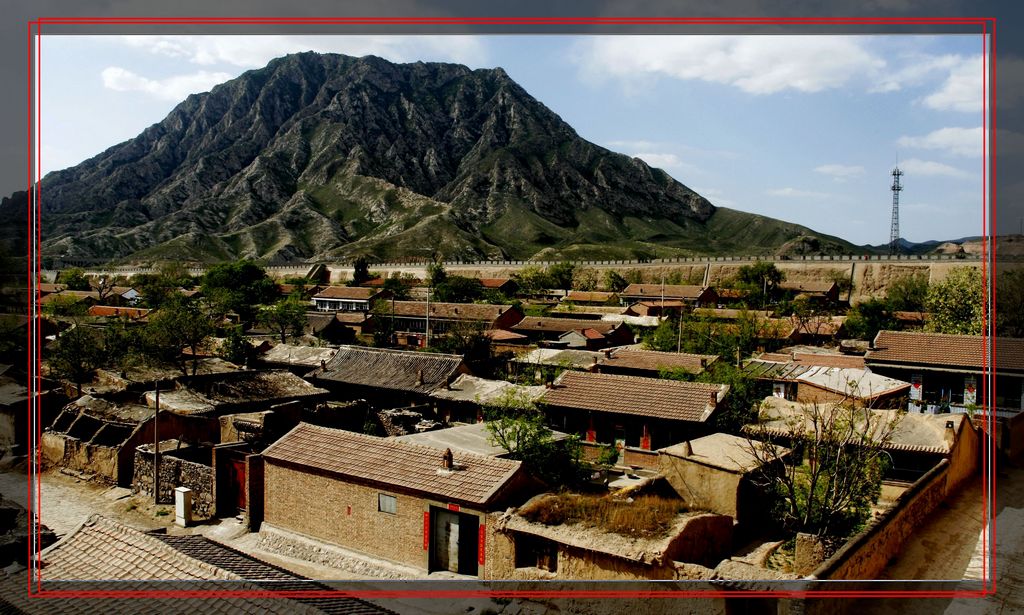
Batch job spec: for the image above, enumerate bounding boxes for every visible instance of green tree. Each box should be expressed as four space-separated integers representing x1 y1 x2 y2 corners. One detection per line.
885 272 929 312
145 296 215 376
925 267 983 335
844 298 896 341
428 320 494 375
997 267 1024 338
547 262 577 291
48 326 103 395
744 400 903 538
371 299 396 347
426 261 448 288
603 269 629 292
350 256 372 287
484 389 585 488
737 261 784 307
259 295 308 345
102 317 142 376
661 362 768 434
572 267 599 292
219 325 252 366
382 272 413 300
433 276 484 303
58 268 90 291
200 260 277 322
512 265 552 295
42 294 88 333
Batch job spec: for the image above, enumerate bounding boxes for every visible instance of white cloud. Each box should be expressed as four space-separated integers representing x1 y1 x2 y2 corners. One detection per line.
898 126 982 157
922 55 984 113
814 164 865 181
574 35 885 95
633 152 683 169
898 158 974 179
101 66 234 101
766 187 835 199
116 35 488 69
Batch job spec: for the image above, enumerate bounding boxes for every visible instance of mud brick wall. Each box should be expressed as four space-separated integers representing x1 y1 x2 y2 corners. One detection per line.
133 452 215 519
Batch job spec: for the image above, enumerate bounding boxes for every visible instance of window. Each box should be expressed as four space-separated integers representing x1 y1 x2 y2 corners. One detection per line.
378 493 397 514
514 534 557 572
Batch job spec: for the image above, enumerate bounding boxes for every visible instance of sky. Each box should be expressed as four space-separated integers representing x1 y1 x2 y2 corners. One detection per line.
40 34 989 246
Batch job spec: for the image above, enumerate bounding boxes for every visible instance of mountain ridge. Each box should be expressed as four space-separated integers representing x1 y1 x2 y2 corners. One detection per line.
4 52 863 264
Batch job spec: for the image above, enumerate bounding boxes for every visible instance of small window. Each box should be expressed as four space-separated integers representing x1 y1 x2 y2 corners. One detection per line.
514 534 558 572
378 493 397 514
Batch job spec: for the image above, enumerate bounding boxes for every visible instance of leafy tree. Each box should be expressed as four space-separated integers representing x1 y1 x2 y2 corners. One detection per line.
843 298 896 341
737 262 785 307
371 298 396 347
512 265 552 295
145 296 215 376
219 325 253 366
925 266 983 335
603 269 629 292
571 266 599 291
996 267 1024 338
48 326 103 395
102 317 143 376
426 261 448 288
350 256 372 287
623 269 645 284
547 262 577 291
200 260 277 322
259 295 308 345
828 270 854 299
432 276 483 303
484 389 585 488
58 268 90 291
428 320 493 375
42 294 88 333
885 272 929 312
382 272 413 300
744 400 903 538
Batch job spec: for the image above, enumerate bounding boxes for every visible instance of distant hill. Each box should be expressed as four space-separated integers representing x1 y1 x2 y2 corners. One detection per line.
2 52 861 264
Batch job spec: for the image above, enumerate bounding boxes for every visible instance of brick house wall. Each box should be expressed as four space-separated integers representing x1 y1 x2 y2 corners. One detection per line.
262 459 489 572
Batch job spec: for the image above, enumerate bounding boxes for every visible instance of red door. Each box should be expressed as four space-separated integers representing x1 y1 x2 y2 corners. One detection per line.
229 458 247 511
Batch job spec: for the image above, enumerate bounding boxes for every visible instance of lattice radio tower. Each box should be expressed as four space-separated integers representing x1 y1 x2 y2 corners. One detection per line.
889 166 903 255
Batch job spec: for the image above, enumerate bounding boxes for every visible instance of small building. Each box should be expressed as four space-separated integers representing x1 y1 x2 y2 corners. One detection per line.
255 423 536 577
312 345 470 407
35 514 390 614
540 370 729 453
658 433 790 527
595 349 718 378
619 284 718 308
743 359 910 408
428 374 547 423
624 300 689 318
777 280 840 303
558 327 609 350
479 278 519 295
312 286 388 313
758 351 866 370
866 330 1024 415
562 291 619 306
393 420 566 458
258 344 338 375
384 301 524 347
488 491 734 580
510 317 634 347
147 371 330 419
277 283 323 300
86 305 151 322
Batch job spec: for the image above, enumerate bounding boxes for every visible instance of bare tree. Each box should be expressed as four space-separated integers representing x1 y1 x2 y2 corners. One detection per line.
743 395 904 538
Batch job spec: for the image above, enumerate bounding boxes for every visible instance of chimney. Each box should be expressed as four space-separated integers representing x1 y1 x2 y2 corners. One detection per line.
680 440 692 457
416 369 424 386
603 348 613 359
945 420 956 448
453 307 458 314
441 448 454 470
320 359 326 370
700 358 708 368
709 391 718 405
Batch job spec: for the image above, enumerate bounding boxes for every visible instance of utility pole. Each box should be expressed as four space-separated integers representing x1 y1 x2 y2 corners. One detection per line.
153 382 159 505
889 166 904 256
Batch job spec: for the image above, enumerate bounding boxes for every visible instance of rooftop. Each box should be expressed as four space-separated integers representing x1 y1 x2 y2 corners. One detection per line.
564 291 618 303
758 351 865 369
314 286 380 300
867 330 1024 373
388 300 515 321
542 370 727 423
429 374 547 405
512 347 607 369
600 349 718 374
146 371 328 415
393 421 568 457
744 360 909 400
620 284 711 300
660 432 790 474
316 345 465 393
263 423 525 507
750 396 966 454
261 344 338 368
511 317 620 334
778 280 838 294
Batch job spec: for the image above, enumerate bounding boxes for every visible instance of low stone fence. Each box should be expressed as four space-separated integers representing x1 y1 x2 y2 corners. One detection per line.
132 444 215 519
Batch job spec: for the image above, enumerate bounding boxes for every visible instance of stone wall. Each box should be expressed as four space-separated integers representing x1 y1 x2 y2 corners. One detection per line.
132 449 215 519
810 458 953 582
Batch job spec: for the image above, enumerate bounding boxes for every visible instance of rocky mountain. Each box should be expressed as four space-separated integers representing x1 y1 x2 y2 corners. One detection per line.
4 52 859 264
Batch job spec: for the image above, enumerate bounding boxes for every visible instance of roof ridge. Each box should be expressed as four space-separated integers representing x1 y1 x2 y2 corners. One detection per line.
555 369 722 388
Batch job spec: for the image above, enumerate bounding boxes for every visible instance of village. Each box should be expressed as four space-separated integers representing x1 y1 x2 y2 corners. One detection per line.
2 255 1022 614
